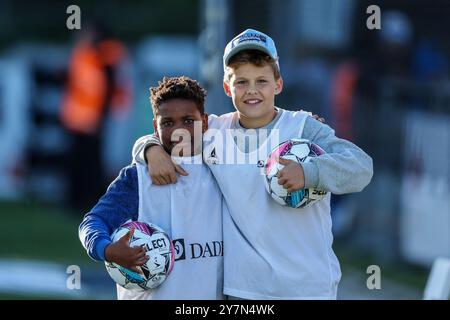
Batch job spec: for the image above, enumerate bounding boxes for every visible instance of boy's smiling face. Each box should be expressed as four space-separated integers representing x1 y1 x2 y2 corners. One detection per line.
224 63 283 129
153 98 208 157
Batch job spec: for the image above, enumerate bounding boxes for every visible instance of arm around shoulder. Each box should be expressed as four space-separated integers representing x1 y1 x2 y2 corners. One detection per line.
131 134 161 165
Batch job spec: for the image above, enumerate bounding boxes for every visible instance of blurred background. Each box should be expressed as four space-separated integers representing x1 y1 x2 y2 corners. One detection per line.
0 0 449 299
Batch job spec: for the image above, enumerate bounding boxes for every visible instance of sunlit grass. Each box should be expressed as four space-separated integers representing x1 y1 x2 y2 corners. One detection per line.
334 243 428 292
0 200 92 265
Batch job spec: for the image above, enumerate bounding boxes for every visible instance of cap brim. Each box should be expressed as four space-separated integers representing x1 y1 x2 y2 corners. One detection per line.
224 43 274 66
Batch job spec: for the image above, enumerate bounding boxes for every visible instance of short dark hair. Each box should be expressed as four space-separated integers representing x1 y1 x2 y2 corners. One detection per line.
224 49 281 82
150 76 207 116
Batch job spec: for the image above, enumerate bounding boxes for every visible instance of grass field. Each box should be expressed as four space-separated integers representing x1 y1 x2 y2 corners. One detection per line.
0 200 91 265
0 200 112 299
335 243 429 296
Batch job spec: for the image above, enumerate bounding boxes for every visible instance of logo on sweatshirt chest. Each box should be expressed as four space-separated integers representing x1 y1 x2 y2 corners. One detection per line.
206 147 220 165
172 238 223 261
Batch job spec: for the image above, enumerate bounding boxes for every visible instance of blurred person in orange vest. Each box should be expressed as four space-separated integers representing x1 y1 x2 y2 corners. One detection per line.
60 21 132 212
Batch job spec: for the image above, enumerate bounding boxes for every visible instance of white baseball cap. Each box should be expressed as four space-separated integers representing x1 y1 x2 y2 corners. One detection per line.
223 29 279 71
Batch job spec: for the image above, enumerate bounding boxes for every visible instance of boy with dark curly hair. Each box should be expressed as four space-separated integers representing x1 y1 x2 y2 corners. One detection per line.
79 76 224 300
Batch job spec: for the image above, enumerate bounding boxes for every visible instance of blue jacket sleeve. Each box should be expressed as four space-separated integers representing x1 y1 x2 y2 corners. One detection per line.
78 164 139 261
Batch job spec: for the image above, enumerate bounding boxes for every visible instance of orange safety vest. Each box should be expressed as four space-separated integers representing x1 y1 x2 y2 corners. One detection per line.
60 39 130 135
331 61 358 142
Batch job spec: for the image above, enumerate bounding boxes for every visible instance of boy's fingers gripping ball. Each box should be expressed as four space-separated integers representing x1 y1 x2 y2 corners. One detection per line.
105 221 175 290
277 158 292 166
263 139 329 208
123 228 134 242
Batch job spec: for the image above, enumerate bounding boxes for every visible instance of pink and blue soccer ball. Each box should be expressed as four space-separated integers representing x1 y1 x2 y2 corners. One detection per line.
105 221 175 290
264 138 328 208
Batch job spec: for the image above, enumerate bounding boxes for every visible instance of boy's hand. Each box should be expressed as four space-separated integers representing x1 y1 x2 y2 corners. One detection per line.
145 145 188 185
104 229 148 275
312 114 325 123
298 109 325 123
277 158 305 193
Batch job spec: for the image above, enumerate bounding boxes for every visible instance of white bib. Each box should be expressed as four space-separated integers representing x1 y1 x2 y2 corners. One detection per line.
117 156 224 300
205 110 341 299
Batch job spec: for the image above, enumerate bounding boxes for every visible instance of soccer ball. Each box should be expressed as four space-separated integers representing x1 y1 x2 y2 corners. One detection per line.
263 138 328 208
105 221 175 290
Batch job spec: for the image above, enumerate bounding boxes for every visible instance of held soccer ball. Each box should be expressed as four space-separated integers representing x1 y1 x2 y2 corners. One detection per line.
263 138 328 208
105 221 175 290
